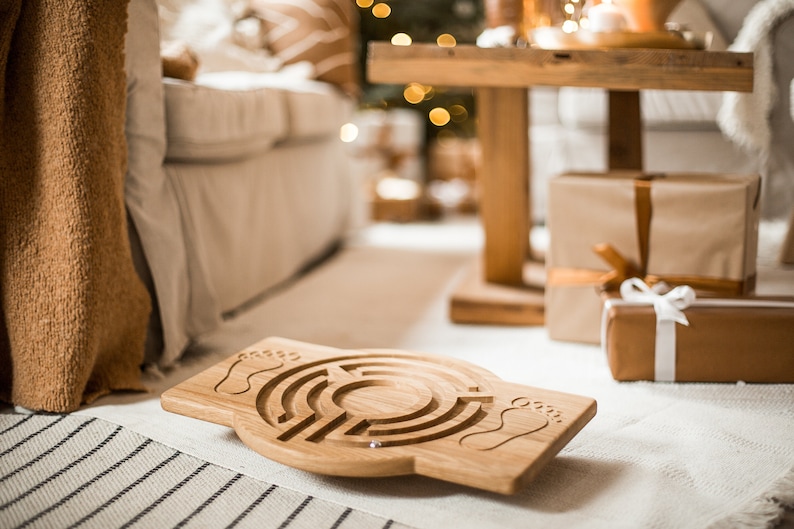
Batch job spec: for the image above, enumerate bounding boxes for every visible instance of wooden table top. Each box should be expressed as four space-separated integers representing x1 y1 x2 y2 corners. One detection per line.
366 41 753 92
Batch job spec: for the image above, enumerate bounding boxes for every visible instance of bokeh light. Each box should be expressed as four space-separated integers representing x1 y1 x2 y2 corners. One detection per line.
376 176 421 200
391 32 412 46
562 19 579 33
372 3 391 18
449 104 468 122
436 129 457 142
403 83 426 104
429 107 451 126
339 122 359 143
436 33 457 47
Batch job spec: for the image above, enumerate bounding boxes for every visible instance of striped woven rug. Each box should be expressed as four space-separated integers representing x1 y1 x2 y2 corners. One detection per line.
0 412 414 529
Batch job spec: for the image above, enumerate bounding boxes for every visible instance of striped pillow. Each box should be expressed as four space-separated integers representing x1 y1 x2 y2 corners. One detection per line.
250 0 360 97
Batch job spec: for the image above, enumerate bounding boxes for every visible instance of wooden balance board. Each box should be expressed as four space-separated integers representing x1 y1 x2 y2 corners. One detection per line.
161 337 597 495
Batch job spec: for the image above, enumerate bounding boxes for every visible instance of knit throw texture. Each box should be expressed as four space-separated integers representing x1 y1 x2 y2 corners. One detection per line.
0 0 150 412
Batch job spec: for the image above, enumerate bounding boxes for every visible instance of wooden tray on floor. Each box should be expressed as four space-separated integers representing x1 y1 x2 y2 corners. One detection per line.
161 337 597 495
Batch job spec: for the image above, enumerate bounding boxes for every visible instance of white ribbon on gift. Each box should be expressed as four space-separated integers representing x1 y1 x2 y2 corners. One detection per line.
603 281 794 381
617 278 697 382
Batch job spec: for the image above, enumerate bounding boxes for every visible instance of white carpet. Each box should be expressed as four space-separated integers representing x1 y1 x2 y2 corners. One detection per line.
76 216 794 529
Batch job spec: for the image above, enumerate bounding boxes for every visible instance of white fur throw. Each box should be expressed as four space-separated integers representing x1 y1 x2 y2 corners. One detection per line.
718 0 794 158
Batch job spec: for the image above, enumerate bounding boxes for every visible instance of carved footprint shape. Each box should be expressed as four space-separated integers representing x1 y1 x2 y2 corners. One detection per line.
460 401 550 450
214 350 287 395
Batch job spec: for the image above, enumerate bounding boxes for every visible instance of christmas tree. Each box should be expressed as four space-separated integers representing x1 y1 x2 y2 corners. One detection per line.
356 0 485 142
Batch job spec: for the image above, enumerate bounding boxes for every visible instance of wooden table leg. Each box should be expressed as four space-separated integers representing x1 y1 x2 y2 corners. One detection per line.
449 87 544 326
608 90 643 170
476 86 530 286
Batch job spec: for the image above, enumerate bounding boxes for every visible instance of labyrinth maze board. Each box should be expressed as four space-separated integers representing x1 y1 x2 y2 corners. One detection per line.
161 337 597 494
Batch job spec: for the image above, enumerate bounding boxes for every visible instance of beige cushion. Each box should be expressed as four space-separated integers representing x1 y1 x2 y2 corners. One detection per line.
164 71 350 162
162 76 289 162
249 0 360 97
279 80 353 139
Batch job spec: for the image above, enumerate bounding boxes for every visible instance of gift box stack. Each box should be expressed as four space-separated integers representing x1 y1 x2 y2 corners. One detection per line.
546 171 794 383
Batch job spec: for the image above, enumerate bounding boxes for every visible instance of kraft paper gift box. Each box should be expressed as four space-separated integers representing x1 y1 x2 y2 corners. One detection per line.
546 171 761 344
602 279 794 383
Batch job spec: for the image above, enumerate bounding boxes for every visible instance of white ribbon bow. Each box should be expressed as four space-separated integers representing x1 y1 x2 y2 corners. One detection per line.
620 278 696 381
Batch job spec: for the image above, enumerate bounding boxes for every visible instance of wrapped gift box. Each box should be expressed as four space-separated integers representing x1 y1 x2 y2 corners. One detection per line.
602 281 794 382
546 171 761 344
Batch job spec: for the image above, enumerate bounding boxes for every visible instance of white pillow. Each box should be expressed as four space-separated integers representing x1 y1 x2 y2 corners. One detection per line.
157 0 283 74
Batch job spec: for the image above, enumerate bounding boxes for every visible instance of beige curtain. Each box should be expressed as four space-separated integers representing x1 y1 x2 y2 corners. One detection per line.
0 0 150 412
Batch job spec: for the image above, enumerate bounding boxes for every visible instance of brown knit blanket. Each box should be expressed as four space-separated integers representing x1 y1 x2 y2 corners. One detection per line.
0 0 150 412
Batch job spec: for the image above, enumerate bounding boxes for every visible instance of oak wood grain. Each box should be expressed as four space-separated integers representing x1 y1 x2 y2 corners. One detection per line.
450 260 545 325
367 42 753 92
609 90 643 170
161 337 596 495
477 86 530 285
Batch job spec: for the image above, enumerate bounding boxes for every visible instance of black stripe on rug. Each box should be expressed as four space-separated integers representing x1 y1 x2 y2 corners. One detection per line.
0 412 415 529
